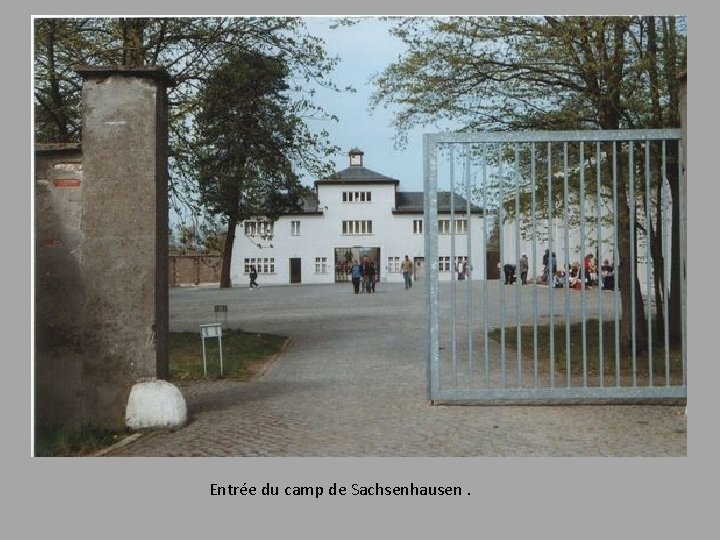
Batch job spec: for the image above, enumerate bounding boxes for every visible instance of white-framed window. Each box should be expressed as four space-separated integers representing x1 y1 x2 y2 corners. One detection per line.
342 191 372 203
291 220 301 236
342 220 373 235
437 218 466 234
244 220 274 237
244 257 275 274
315 257 328 274
438 256 451 272
387 256 401 272
454 256 468 268
413 219 423 234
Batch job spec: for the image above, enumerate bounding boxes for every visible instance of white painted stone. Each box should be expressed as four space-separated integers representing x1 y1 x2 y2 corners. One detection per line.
125 378 187 430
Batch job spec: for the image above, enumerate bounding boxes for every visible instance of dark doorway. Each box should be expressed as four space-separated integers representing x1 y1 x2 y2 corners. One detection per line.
334 247 380 283
289 258 301 284
486 249 500 279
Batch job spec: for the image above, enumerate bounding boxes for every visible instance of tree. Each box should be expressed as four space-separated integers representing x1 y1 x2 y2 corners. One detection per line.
194 50 333 288
33 17 343 220
371 16 686 356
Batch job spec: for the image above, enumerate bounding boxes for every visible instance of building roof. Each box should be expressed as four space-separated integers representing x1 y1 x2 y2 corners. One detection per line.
394 191 484 215
281 193 323 215
316 164 400 185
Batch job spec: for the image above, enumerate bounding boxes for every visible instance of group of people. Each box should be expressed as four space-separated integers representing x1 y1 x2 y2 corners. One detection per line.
349 254 415 293
507 249 617 290
502 253 529 285
349 255 378 294
550 254 615 290
250 251 616 292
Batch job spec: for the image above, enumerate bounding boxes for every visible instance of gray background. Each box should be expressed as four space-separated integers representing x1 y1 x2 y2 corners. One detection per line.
15 1 712 539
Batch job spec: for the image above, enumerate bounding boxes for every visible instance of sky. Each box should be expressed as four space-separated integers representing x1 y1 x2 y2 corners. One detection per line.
300 17 451 193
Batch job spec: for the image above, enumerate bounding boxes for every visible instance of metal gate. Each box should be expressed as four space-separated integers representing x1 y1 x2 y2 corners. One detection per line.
424 130 686 403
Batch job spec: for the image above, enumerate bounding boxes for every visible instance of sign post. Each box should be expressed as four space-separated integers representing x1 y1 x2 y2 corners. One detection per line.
199 323 223 377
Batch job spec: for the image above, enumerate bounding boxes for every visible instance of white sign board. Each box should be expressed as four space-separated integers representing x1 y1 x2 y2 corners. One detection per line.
200 323 222 338
199 323 223 376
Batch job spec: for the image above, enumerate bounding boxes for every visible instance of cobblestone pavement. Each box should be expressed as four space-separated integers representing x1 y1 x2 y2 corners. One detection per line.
106 281 687 457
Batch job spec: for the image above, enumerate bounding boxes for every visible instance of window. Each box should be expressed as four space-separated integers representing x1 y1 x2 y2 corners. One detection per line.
438 256 451 272
454 256 468 267
244 257 275 274
387 256 400 273
342 191 372 203
437 219 466 234
413 220 423 234
315 257 328 274
342 220 373 235
291 221 301 236
244 220 273 237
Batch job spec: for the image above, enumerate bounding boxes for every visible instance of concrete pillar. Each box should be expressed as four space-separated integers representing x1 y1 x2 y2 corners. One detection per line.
76 66 172 430
679 71 687 172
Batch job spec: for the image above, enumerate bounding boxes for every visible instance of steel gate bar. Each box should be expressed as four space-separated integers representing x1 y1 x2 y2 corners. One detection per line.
596 142 604 388
530 143 539 388
465 149 474 389
645 140 653 386
662 141 671 386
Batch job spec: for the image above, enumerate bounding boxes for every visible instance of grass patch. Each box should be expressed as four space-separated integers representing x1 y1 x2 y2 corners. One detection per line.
34 426 123 457
169 328 288 381
489 320 683 377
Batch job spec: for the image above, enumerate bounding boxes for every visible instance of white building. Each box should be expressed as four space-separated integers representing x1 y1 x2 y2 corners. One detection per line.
230 148 488 286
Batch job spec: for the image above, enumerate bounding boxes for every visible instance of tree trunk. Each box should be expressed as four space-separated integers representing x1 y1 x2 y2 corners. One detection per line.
121 18 147 67
42 20 70 141
220 214 237 288
600 21 647 356
661 17 684 345
616 151 648 356
645 18 667 339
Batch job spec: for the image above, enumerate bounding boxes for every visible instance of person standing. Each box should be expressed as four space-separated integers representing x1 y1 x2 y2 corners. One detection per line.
359 256 367 293
457 259 465 280
350 259 362 294
249 265 259 289
364 257 376 292
519 253 529 285
503 263 516 284
400 255 413 289
542 249 550 283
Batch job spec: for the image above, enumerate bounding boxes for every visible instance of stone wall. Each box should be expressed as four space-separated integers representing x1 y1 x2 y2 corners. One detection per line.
34 144 85 434
169 253 222 286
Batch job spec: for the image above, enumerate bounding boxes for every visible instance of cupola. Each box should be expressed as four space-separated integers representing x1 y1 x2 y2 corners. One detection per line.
349 148 364 167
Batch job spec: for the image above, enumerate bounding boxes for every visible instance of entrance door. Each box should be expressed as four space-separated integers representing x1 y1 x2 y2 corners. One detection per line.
289 258 301 284
334 247 380 283
486 250 500 279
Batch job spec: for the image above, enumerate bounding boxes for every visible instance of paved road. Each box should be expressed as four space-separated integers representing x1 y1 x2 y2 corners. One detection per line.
106 281 686 456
